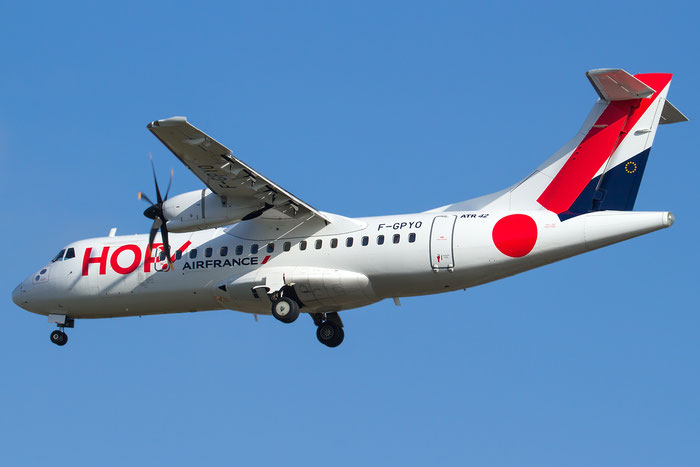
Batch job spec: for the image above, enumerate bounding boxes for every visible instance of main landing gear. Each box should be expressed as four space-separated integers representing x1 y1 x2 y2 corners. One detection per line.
49 316 74 346
269 290 345 347
311 312 344 348
271 296 300 323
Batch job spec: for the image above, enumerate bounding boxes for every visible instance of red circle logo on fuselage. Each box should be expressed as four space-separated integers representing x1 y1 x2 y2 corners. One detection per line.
492 214 538 258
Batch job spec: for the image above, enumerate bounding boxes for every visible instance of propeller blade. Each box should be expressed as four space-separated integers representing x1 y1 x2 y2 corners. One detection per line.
148 218 162 252
164 168 174 201
159 219 174 269
141 154 173 270
138 191 155 206
149 153 163 205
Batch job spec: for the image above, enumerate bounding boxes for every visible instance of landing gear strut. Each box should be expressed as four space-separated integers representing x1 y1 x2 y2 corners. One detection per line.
311 312 344 348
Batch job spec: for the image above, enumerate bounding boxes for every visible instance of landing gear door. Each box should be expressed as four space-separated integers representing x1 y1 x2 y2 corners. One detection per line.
430 215 456 270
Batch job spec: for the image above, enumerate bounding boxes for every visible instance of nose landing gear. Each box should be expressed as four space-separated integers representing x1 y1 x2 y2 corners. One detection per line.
48 315 74 347
50 330 68 346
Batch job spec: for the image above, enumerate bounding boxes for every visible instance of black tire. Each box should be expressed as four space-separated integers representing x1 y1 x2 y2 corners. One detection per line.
50 330 67 346
316 322 344 347
271 297 300 324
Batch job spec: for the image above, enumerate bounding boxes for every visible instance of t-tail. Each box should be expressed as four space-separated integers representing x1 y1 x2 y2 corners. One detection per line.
435 68 688 219
536 69 688 220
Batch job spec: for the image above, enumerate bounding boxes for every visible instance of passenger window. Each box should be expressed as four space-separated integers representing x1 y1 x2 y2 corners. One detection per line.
409 233 416 243
361 236 369 246
189 249 198 259
64 248 75 260
267 243 274 253
283 242 291 252
393 234 400 244
251 244 259 254
377 235 385 245
300 241 307 251
235 245 243 255
205 248 213 258
52 249 66 262
315 239 322 249
331 238 338 248
346 237 354 247
175 250 182 260
159 251 166 261
220 246 228 256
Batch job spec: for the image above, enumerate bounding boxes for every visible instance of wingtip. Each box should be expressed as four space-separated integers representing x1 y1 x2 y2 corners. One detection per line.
146 116 188 129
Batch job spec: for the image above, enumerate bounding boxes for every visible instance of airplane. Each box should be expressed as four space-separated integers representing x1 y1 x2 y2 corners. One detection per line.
11 68 688 348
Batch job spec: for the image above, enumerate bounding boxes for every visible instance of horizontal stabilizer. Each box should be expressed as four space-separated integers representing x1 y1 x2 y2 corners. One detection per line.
659 100 689 124
586 68 655 101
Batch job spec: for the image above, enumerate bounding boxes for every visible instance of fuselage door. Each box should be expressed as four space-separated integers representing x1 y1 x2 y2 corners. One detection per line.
430 215 457 271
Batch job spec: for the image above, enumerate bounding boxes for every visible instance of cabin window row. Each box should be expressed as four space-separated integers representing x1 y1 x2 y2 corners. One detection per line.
184 232 417 259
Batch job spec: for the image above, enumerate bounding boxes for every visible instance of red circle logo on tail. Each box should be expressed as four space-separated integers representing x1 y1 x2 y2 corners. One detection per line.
492 214 538 258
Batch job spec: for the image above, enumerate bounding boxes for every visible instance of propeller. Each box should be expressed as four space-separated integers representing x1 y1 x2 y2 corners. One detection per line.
138 153 174 269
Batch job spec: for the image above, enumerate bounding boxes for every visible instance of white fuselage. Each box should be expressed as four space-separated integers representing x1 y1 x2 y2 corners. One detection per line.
12 209 673 320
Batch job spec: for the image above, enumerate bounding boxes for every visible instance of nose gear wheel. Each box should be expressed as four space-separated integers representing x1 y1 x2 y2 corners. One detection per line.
50 330 68 346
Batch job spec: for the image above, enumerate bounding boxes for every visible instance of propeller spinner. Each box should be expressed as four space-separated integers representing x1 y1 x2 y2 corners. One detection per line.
138 154 174 269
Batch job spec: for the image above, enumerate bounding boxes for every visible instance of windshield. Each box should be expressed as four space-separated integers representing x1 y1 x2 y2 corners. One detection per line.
50 247 75 263
51 249 66 262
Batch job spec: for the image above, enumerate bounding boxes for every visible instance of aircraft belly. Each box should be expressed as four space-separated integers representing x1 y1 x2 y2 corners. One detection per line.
219 266 378 313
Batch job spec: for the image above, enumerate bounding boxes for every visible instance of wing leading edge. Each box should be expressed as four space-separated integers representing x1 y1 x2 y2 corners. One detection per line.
147 116 331 224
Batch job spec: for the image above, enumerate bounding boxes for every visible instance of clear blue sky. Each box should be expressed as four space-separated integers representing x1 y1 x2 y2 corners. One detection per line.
2 1 698 465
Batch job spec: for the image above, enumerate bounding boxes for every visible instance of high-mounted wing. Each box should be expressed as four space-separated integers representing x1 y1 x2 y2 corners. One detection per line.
147 116 331 224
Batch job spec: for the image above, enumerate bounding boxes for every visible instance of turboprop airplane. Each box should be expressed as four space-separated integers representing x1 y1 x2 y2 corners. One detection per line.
11 68 688 348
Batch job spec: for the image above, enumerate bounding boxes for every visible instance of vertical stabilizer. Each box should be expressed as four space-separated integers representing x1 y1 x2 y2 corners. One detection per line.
432 69 687 219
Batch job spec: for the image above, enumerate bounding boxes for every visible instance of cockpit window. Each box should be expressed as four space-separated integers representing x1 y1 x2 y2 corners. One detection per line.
51 249 66 262
64 248 76 260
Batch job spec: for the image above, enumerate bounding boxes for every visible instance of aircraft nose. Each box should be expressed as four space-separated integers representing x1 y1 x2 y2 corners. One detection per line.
12 283 21 305
12 280 30 310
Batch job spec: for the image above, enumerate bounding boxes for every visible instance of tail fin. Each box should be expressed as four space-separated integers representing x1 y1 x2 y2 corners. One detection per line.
433 69 688 219
535 69 687 220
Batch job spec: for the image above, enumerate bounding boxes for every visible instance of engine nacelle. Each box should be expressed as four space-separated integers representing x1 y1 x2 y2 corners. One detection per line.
163 189 260 232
